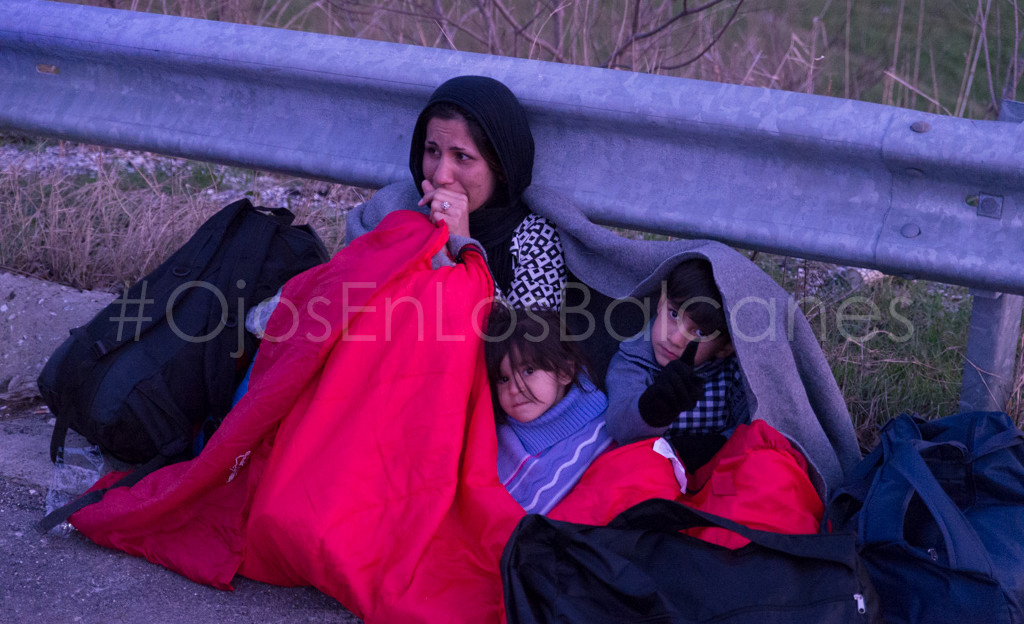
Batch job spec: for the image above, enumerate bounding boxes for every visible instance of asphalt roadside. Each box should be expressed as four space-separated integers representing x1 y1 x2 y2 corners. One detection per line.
0 399 364 624
0 270 363 622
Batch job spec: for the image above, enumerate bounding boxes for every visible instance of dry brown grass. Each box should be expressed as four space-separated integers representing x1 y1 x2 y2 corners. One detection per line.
0 144 362 292
0 161 207 290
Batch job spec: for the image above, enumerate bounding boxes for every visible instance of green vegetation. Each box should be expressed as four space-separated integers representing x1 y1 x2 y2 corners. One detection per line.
762 256 975 449
806 0 1022 118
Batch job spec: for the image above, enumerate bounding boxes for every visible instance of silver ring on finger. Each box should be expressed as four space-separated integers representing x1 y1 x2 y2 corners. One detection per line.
441 201 451 212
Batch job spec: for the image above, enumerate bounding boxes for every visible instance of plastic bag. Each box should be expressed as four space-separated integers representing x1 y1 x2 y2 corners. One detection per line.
44 445 105 537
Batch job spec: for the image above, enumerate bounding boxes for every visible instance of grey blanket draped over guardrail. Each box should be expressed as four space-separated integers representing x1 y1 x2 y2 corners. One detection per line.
2 0 1021 411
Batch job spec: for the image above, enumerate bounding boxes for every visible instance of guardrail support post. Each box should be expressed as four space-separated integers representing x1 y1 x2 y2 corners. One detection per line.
960 290 1022 412
958 99 1024 414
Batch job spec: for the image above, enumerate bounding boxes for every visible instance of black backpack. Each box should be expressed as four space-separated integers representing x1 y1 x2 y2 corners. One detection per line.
37 198 329 469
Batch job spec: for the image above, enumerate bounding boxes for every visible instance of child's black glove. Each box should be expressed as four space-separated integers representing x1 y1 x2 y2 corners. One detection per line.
638 342 705 427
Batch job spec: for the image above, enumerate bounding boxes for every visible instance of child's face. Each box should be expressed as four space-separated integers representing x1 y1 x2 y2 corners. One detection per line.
496 355 572 424
652 294 735 367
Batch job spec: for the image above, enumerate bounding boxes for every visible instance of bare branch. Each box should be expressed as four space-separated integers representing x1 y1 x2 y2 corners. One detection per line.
657 0 745 72
999 1 1023 106
489 0 568 62
528 2 571 61
601 0 739 69
323 0 490 50
883 70 953 116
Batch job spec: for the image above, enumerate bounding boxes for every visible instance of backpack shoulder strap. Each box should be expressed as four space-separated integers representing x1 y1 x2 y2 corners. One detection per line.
48 406 71 465
34 453 169 535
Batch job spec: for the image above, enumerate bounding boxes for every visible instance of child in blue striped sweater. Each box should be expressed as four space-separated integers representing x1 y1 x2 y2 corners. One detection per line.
485 306 612 515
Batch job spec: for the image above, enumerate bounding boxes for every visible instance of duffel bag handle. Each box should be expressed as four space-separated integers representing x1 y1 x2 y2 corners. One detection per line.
908 429 1023 461
890 411 1024 458
970 427 1024 457
609 498 861 570
860 427 994 577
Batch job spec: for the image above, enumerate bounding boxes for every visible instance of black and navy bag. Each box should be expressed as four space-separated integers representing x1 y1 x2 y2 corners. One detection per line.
502 498 882 623
829 411 1024 624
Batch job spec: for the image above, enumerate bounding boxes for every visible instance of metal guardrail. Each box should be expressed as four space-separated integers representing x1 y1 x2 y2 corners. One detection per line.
2 0 1022 411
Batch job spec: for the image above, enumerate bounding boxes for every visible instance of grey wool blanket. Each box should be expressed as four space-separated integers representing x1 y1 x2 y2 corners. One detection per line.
347 181 862 497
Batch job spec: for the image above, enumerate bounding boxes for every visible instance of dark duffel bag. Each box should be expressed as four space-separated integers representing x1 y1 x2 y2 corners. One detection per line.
501 497 883 623
829 411 1024 624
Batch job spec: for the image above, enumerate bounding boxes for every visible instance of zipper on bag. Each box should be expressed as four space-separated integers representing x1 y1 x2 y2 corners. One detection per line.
854 593 866 615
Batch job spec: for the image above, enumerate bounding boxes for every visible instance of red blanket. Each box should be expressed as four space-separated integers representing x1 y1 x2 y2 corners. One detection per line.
680 420 825 549
71 211 681 623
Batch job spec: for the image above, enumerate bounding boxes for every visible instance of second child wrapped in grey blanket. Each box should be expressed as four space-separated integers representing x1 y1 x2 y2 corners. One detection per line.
348 181 862 497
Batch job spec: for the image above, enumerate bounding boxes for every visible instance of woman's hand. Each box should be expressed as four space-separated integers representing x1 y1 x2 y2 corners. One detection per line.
419 180 471 238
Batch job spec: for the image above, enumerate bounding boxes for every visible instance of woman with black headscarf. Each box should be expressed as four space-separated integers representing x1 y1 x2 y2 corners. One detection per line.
246 76 564 341
366 75 566 309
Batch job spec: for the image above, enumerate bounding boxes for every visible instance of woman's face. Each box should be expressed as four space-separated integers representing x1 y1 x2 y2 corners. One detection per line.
422 116 497 214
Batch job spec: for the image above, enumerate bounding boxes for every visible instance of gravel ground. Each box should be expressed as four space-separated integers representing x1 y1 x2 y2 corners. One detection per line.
1 135 357 213
0 272 117 403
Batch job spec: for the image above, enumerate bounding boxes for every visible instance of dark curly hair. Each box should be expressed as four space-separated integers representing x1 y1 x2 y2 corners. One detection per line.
483 305 592 422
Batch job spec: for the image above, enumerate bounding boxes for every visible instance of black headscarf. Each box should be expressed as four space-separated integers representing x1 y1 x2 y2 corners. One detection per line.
409 75 535 293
